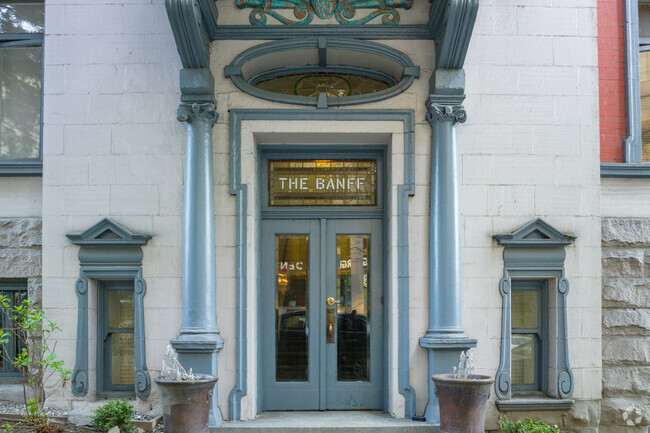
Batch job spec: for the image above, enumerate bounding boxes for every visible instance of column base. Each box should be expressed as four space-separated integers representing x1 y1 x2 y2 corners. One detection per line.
419 336 477 425
171 337 225 427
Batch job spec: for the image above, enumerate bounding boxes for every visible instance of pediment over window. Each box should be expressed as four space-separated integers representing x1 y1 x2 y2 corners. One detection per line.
493 218 576 248
67 218 151 247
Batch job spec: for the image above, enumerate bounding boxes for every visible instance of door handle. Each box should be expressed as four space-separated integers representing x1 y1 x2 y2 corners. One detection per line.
326 308 335 343
326 297 340 306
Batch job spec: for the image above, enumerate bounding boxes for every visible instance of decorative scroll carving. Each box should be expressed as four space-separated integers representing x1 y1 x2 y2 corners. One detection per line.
236 0 413 25
426 103 467 125
177 103 218 125
71 275 89 397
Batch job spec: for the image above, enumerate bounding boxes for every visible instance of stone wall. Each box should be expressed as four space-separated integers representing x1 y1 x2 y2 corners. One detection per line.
601 218 650 433
0 218 42 305
0 218 42 404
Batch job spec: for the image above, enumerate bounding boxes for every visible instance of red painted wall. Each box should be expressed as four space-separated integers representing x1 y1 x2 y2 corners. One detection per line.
598 0 627 163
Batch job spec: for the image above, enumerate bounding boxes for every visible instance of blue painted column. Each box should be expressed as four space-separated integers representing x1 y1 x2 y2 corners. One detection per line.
171 100 224 426
419 69 477 425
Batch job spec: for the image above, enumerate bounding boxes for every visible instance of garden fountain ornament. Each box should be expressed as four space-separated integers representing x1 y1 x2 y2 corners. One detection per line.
432 350 494 433
154 345 218 433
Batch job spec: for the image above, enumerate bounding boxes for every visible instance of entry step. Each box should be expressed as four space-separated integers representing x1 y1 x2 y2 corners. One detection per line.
213 411 438 433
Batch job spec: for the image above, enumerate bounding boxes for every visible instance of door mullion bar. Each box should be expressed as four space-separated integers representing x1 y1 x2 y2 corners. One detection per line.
319 218 327 410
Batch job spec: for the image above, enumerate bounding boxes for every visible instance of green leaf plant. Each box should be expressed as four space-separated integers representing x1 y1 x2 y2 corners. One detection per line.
499 415 561 433
0 296 71 426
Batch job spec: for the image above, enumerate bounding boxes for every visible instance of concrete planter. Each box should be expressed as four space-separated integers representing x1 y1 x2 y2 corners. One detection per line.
154 375 217 433
432 374 494 433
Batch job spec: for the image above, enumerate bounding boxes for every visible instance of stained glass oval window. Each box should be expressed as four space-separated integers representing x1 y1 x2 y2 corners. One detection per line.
255 73 390 98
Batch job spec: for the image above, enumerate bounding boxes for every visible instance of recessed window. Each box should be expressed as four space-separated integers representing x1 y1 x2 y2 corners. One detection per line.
98 281 135 396
640 4 650 161
511 282 547 392
0 280 27 379
256 73 390 98
0 2 43 173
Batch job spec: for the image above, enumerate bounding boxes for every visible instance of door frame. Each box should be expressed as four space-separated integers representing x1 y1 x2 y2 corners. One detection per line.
257 147 389 412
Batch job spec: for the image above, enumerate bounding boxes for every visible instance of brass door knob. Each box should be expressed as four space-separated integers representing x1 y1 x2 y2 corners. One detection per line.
326 297 340 306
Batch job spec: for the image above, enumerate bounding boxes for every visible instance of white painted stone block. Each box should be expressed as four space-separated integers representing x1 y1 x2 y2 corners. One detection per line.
65 64 125 95
553 37 598 67
516 7 577 36
110 185 158 215
487 185 535 216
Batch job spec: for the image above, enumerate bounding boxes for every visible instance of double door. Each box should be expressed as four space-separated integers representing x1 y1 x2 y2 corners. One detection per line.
261 218 383 410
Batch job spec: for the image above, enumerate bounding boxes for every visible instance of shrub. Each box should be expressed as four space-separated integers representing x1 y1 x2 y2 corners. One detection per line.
0 296 71 426
91 401 135 433
499 415 560 433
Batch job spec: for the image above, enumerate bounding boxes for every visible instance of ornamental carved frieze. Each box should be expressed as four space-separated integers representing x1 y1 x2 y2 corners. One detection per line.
236 0 413 25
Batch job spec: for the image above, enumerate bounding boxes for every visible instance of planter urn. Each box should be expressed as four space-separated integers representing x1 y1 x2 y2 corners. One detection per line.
432 374 494 433
154 374 218 433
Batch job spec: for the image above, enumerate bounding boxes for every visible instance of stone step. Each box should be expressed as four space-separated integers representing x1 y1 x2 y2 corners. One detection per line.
212 411 438 433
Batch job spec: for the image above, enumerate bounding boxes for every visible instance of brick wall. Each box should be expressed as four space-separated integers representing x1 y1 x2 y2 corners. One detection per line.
598 0 627 163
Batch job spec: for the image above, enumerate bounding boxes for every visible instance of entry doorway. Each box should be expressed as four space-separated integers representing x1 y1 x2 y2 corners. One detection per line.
260 218 384 410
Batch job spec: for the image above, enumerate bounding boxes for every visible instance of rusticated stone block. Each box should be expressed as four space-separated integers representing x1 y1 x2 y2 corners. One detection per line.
601 396 649 428
602 366 650 396
603 309 650 336
602 337 650 365
602 249 645 278
0 218 42 248
28 277 42 307
602 279 650 308
602 218 650 247
0 248 41 278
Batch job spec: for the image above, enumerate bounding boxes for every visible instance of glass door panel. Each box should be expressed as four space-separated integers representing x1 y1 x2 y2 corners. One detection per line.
275 235 309 382
336 235 370 382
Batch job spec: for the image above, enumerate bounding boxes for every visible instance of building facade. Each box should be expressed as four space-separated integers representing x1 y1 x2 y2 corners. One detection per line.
0 0 646 432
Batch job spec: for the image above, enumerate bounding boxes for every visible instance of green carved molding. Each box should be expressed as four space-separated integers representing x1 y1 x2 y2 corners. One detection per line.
236 0 413 25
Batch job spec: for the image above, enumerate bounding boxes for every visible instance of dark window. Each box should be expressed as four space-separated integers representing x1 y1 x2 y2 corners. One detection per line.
0 280 27 379
0 2 43 175
511 280 548 392
97 281 135 396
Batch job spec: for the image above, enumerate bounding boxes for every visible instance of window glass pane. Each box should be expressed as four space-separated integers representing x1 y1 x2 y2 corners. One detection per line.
642 51 650 162
108 290 134 330
0 46 41 160
640 5 650 39
256 73 390 97
275 235 309 382
336 235 370 381
0 3 44 33
511 334 536 386
512 290 537 329
110 333 134 385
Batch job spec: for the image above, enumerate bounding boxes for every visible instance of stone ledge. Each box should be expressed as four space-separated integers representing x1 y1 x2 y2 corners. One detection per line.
495 398 574 412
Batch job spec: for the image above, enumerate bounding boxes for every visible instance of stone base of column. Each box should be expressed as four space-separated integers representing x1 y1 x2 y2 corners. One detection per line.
171 337 225 426
419 336 478 425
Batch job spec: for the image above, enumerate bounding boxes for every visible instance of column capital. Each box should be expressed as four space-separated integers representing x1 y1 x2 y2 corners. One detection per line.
426 102 467 125
177 102 218 126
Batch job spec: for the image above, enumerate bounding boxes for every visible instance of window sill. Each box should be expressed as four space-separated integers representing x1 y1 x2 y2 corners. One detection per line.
496 398 575 412
601 163 650 178
96 390 136 399
0 161 42 177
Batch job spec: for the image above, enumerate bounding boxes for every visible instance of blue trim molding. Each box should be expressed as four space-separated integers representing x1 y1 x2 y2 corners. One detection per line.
67 218 152 400
228 108 416 420
225 38 419 108
429 0 479 68
493 219 576 410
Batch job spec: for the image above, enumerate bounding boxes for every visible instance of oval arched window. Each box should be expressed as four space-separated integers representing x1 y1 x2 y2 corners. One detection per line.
225 38 419 107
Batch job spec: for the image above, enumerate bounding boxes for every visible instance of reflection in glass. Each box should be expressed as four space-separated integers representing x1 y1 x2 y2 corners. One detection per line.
275 235 309 381
108 291 134 329
511 291 537 329
0 3 44 34
336 235 370 381
641 51 650 161
511 334 535 386
0 46 41 160
110 333 134 385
